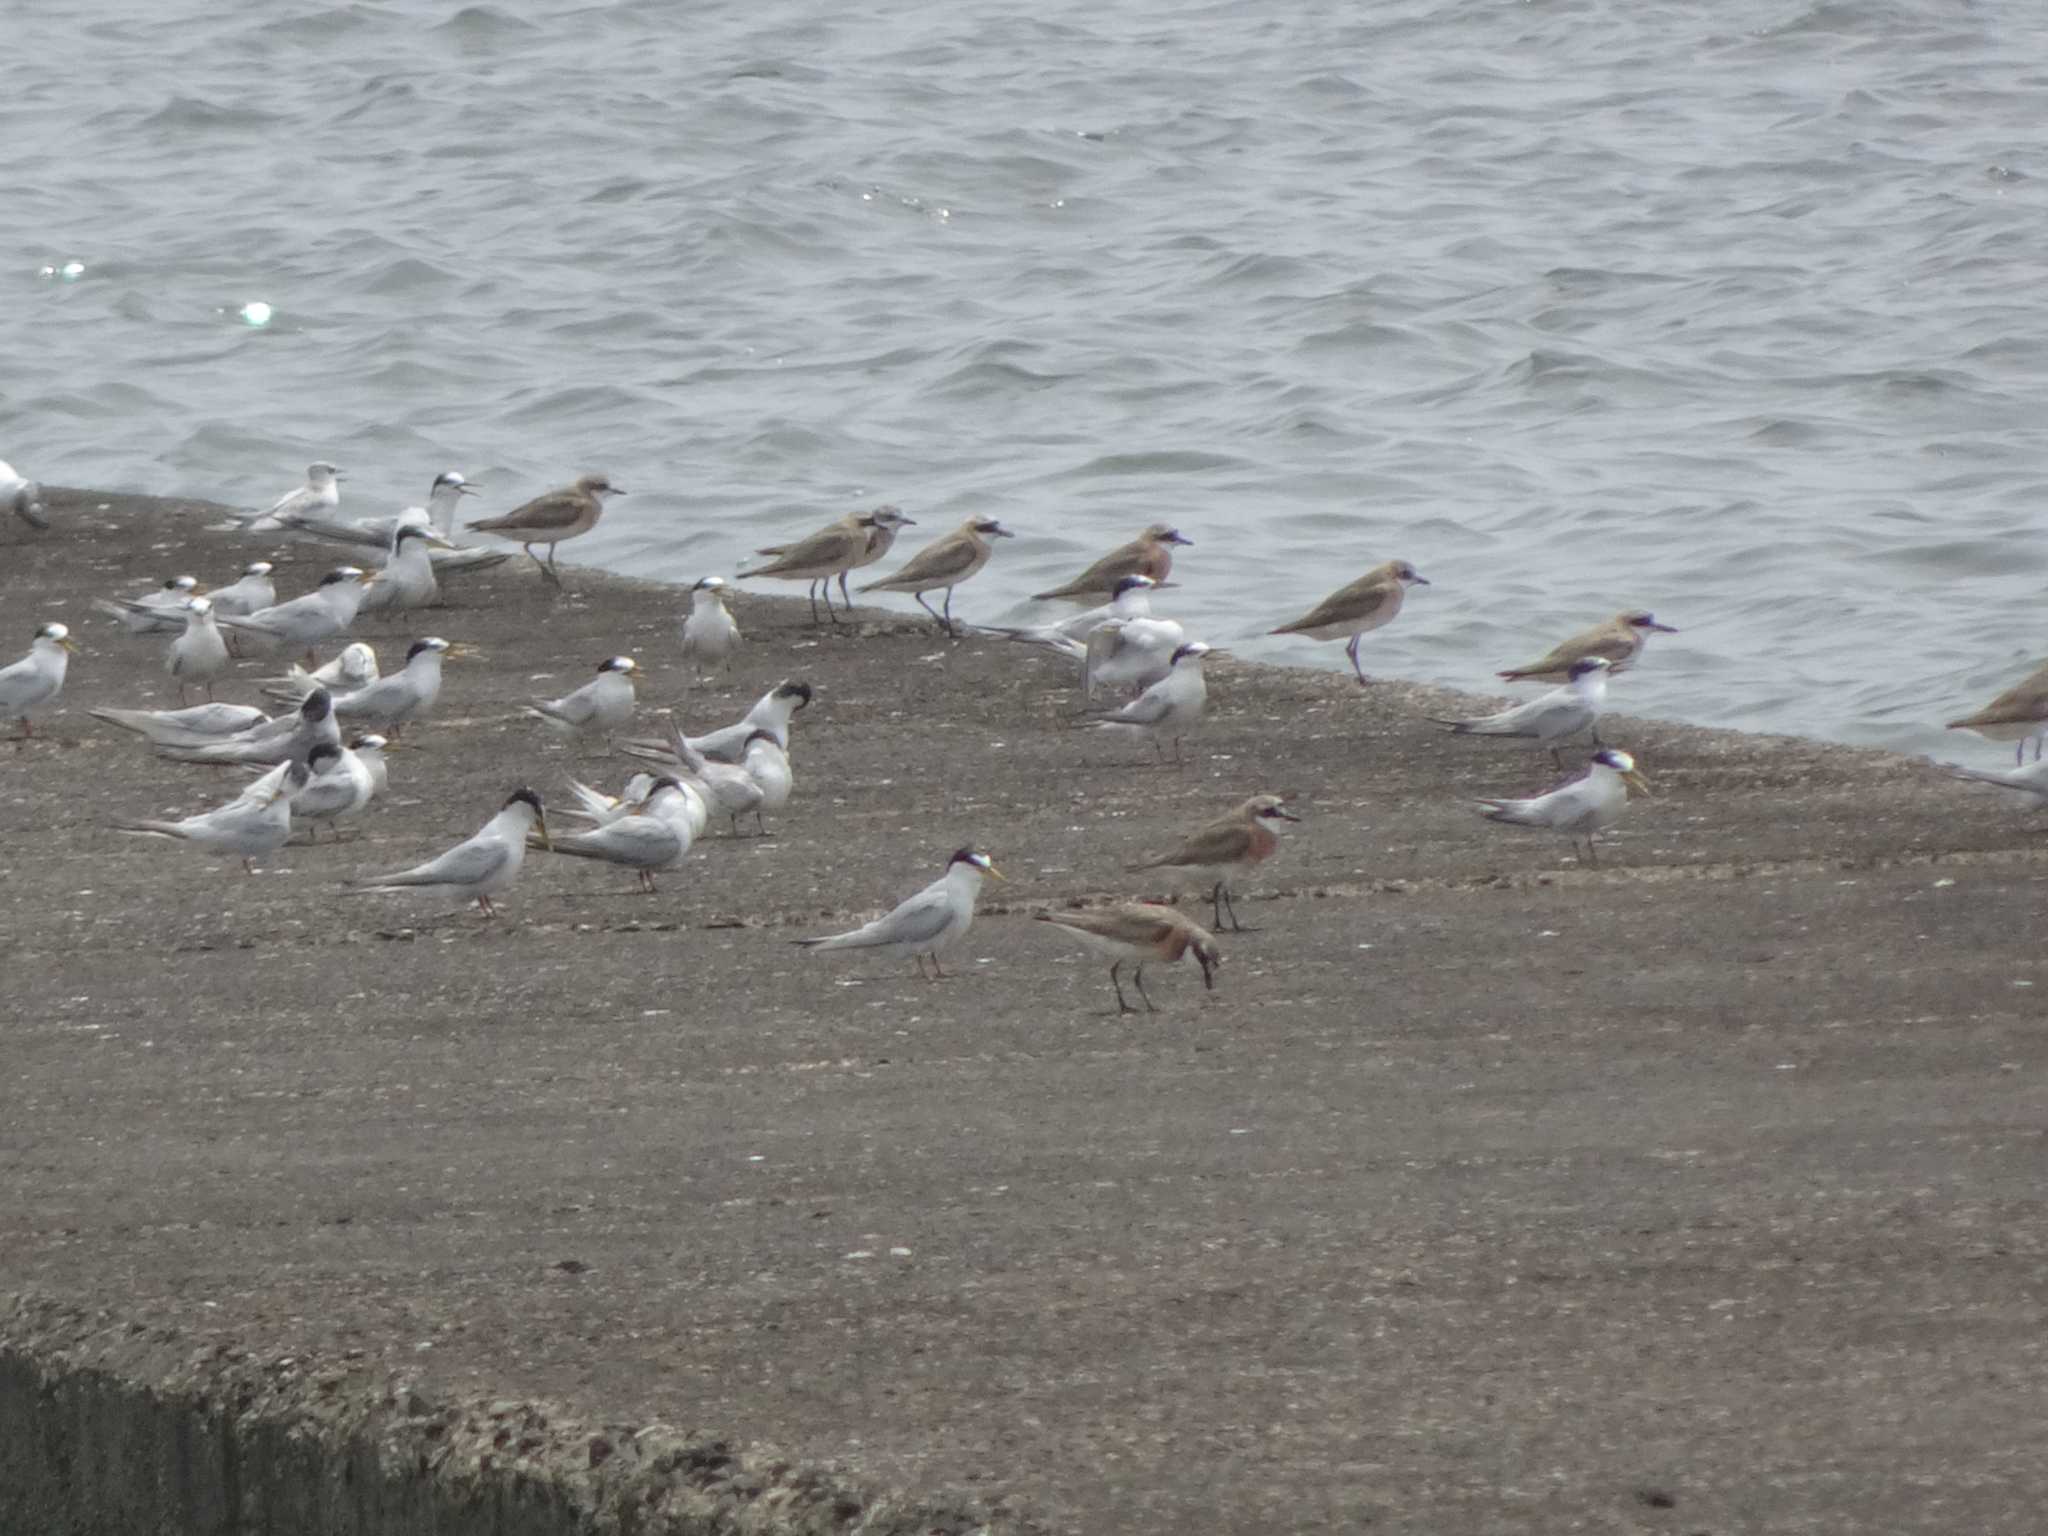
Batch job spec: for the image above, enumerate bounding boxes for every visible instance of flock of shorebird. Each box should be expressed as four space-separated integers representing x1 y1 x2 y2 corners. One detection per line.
4 458 2045 1011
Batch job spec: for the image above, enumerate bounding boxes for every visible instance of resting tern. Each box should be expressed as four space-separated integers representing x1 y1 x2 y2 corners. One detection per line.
288 738 384 840
1500 609 1676 684
1938 757 2048 808
796 848 1001 979
1032 523 1192 604
1476 746 1650 866
739 729 793 833
349 787 548 917
1084 606 1188 699
861 517 1015 636
93 574 201 634
648 716 766 835
742 506 917 624
1035 903 1220 1014
1090 641 1213 764
561 770 710 840
466 472 622 585
621 679 811 764
91 700 269 746
217 567 373 658
165 596 230 702
3 460 46 530
281 469 476 549
360 525 453 613
260 642 378 705
206 562 277 618
0 622 77 736
1432 656 1611 765
331 637 448 736
233 462 343 532
528 655 639 743
536 776 694 892
115 759 308 873
680 576 742 676
1947 661 2048 765
1269 559 1429 685
156 686 339 767
1129 793 1300 933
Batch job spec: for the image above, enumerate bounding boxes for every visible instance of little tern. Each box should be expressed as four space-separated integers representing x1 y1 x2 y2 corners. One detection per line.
796 848 1001 979
859 517 1015 636
528 655 639 743
93 574 202 634
288 738 382 840
165 596 230 703
331 636 449 736
282 470 476 550
1269 559 1429 685
680 576 742 676
91 701 269 746
1475 746 1650 866
1947 661 2048 765
260 642 378 705
1129 792 1301 932
3 460 46 529
235 462 343 532
350 787 549 917
1499 609 1676 684
1090 641 1213 764
116 759 309 873
742 506 916 625
0 622 77 737
360 525 453 613
1034 903 1221 1014
621 679 811 764
650 716 766 835
739 728 793 833
466 472 622 585
206 562 277 618
1433 656 1612 766
536 776 693 892
217 567 373 659
1083 603 1189 700
1938 757 2048 807
976 574 1164 664
1032 523 1193 604
157 686 339 767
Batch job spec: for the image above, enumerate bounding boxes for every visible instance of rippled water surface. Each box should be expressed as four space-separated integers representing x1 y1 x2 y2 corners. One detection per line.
8 0 2048 753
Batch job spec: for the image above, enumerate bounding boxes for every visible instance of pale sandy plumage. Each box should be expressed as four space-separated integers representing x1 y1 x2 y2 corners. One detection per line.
1129 793 1300 932
1032 523 1192 603
744 507 916 624
1947 661 2048 764
1500 609 1676 684
860 518 1014 634
1269 559 1429 684
1035 902 1220 1014
467 473 621 584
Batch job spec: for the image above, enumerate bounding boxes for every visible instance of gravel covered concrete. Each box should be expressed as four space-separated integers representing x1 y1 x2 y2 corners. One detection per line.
3 487 2045 1533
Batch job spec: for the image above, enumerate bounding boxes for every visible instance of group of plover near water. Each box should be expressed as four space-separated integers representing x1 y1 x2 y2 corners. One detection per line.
4 459 2041 1012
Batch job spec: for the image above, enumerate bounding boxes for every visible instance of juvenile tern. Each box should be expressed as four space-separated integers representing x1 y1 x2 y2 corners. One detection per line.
359 525 452 613
349 787 548 917
1032 523 1193 604
91 700 269 746
680 576 742 676
206 562 277 618
620 679 812 764
93 574 202 634
217 567 373 658
1938 757 2048 807
165 596 230 703
1475 746 1650 866
1946 661 2048 764
859 517 1015 635
115 759 308 873
235 462 342 532
528 655 639 743
537 776 693 892
0 622 77 736
157 686 339 767
1090 641 1213 764
1269 559 1429 685
1034 903 1221 1013
466 472 622 585
3 460 46 530
796 848 1001 979
331 637 449 736
288 738 382 840
1499 609 1676 684
260 641 378 704
743 506 916 624
1129 792 1300 932
1432 656 1611 766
